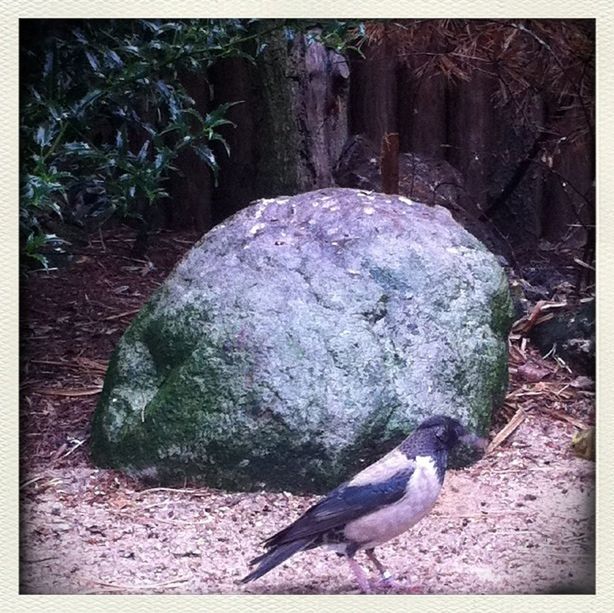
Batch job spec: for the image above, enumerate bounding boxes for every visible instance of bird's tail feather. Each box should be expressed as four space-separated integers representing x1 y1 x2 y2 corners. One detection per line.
241 538 313 583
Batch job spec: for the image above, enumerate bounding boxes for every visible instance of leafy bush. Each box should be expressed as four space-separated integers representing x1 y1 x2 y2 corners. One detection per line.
20 19 258 267
20 19 364 269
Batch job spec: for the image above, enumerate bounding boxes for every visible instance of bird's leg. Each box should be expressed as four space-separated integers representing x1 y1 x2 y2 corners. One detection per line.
365 548 394 587
365 548 423 593
346 556 372 594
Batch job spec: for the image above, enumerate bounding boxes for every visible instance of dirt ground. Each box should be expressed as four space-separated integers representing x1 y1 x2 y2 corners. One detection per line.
19 227 596 595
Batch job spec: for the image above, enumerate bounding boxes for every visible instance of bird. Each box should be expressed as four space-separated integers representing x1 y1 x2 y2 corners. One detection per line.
242 414 486 593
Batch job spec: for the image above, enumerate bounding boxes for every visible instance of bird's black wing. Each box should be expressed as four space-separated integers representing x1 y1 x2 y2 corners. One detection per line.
264 468 414 548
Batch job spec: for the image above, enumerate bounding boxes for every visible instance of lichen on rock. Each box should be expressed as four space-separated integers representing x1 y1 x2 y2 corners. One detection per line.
91 188 513 493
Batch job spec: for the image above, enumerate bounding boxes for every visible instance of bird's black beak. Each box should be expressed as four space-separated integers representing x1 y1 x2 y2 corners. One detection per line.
459 432 488 452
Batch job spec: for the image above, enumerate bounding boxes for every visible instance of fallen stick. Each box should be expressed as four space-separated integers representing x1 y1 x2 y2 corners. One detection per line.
32 386 102 397
486 407 526 454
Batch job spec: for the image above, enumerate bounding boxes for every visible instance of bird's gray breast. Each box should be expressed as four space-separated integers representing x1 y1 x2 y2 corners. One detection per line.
342 455 443 548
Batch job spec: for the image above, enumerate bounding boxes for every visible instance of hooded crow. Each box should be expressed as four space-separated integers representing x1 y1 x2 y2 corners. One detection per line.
242 414 486 593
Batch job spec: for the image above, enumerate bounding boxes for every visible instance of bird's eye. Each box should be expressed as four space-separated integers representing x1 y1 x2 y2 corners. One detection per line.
435 425 448 441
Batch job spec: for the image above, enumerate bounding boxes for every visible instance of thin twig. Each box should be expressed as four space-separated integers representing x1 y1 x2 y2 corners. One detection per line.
133 487 206 495
98 227 106 252
89 576 191 591
20 475 63 490
32 386 103 397
29 359 68 366
22 556 59 564
102 308 141 321
573 257 595 271
486 408 527 454
537 406 589 430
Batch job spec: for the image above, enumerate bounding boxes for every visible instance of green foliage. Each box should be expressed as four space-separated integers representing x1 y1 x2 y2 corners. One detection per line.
305 20 367 55
20 19 365 269
23 232 65 268
20 19 246 267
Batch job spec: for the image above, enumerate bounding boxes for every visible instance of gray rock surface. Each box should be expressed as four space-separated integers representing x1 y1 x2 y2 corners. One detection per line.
91 188 513 492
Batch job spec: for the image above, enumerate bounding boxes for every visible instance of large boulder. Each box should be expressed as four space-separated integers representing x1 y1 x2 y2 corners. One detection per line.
91 188 513 493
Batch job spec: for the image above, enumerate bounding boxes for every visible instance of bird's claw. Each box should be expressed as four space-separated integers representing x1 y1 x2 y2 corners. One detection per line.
376 574 395 589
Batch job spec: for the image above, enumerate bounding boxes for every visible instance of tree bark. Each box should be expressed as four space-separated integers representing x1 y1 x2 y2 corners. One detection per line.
166 71 212 231
381 133 400 194
349 32 398 148
208 57 259 224
397 58 447 158
209 30 350 222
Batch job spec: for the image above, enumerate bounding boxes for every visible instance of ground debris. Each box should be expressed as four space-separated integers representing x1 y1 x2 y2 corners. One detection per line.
20 227 595 594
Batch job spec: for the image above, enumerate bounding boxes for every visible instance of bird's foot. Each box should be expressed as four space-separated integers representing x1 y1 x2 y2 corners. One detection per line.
374 575 424 594
375 571 396 589
347 557 373 594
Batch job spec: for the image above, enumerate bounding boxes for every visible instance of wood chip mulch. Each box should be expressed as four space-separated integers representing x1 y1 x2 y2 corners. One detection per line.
19 228 596 594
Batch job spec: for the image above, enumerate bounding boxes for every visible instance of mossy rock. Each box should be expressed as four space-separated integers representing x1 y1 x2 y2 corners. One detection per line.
91 188 513 493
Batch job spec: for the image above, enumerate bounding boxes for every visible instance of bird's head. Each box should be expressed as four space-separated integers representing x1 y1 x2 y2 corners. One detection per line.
415 414 487 453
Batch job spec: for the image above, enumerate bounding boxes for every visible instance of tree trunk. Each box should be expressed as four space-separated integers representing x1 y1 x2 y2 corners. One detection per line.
209 57 259 224
254 31 350 196
446 71 499 215
397 58 447 158
541 114 594 246
166 71 213 231
209 30 350 221
349 34 398 148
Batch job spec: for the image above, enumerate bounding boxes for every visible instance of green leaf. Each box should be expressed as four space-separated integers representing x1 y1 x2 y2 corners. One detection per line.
121 44 141 56
182 108 205 126
157 22 181 34
43 50 54 78
141 20 161 34
48 105 62 121
137 140 150 162
153 152 166 169
35 125 51 147
63 142 92 153
26 251 49 268
209 133 231 156
74 89 103 115
85 50 100 72
156 80 172 98
193 144 217 169
105 49 124 68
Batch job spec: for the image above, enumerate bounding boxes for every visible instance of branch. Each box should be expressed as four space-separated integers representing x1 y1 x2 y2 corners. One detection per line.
510 22 594 136
481 130 550 221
